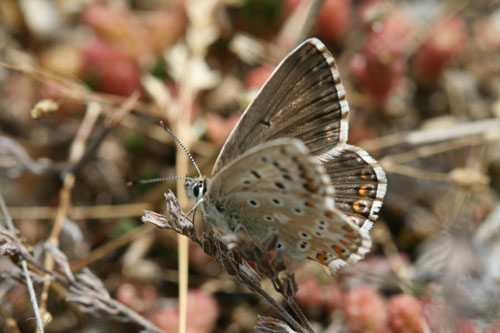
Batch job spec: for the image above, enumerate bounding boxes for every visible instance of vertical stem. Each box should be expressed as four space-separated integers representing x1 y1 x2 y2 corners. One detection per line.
176 60 195 333
0 192 45 333
21 260 45 333
178 228 189 333
40 102 101 319
296 0 325 46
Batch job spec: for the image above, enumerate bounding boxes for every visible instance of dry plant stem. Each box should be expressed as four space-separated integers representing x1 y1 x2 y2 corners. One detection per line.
175 69 194 333
0 137 69 175
0 224 165 332
383 135 492 165
70 224 154 271
372 223 413 296
362 118 500 152
287 298 312 331
21 260 44 331
407 119 500 145
241 247 311 330
105 91 141 127
378 132 499 182
176 157 189 333
358 131 410 153
256 316 298 333
172 22 209 333
0 193 44 333
40 102 102 316
66 91 139 174
381 163 451 182
6 203 152 220
0 61 156 115
240 278 307 333
295 0 325 46
143 193 313 333
39 94 138 318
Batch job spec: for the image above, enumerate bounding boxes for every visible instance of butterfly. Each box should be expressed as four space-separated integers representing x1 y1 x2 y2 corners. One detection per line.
184 38 387 272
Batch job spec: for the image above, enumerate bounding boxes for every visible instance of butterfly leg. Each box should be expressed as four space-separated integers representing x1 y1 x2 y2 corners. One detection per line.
232 222 260 243
186 198 204 222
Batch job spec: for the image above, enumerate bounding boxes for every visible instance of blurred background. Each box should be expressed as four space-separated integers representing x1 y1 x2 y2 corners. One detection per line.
1 0 500 332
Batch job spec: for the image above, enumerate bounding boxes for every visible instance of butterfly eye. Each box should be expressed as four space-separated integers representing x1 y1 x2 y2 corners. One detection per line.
192 183 201 198
185 179 204 199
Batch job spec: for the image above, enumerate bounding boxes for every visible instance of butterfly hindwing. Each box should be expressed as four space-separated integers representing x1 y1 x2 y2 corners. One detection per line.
213 38 349 175
318 144 388 230
203 139 371 271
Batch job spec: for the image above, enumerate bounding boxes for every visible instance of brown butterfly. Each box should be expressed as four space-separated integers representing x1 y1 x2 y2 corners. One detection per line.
184 38 387 272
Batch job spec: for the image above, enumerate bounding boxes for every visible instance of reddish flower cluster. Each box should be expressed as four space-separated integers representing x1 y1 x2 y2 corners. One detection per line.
295 278 500 332
344 285 389 332
350 0 410 102
205 112 242 146
73 1 470 106
413 15 468 84
316 0 352 45
387 294 425 333
245 65 274 90
77 3 186 97
295 277 328 314
148 289 219 333
286 0 352 45
82 39 142 97
348 1 468 102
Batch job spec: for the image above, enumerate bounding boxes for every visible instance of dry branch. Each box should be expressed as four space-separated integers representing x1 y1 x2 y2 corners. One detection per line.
142 191 314 333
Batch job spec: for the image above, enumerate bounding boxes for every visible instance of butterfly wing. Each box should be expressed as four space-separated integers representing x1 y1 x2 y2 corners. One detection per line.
213 38 349 175
318 145 388 230
203 139 371 271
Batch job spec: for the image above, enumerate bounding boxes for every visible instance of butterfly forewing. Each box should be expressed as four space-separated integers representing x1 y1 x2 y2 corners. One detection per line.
318 145 388 230
213 39 349 175
204 139 371 271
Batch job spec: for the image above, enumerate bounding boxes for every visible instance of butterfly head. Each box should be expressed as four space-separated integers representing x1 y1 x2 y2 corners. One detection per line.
185 177 207 201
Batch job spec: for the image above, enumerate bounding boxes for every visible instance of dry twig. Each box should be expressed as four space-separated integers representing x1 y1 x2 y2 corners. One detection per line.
255 316 298 333
142 191 314 333
0 221 165 332
0 192 45 333
296 0 326 45
40 101 102 317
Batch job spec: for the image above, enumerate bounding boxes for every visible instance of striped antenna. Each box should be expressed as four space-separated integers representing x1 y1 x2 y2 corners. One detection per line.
160 121 202 178
127 176 194 187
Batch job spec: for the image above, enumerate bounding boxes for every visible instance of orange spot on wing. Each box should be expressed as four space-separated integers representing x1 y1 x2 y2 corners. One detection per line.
304 182 317 192
359 184 369 197
316 252 326 263
325 211 334 219
332 245 343 257
343 225 353 233
353 200 361 213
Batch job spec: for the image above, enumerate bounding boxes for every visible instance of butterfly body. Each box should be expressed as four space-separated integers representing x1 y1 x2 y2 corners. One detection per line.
185 38 387 272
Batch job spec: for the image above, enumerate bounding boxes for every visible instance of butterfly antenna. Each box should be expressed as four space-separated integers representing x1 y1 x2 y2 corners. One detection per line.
127 176 193 187
160 121 202 178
